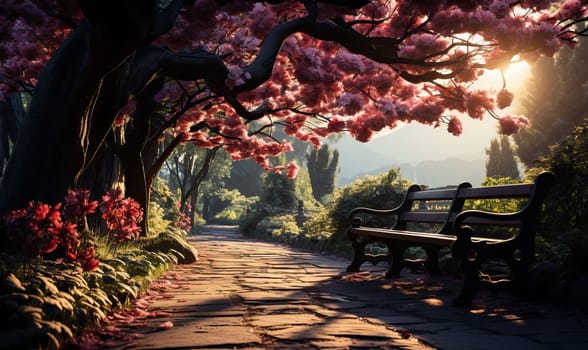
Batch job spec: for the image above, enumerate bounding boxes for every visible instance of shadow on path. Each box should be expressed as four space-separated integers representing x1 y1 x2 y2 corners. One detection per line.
73 225 588 350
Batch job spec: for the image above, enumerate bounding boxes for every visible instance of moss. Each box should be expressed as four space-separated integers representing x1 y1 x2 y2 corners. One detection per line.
142 232 198 264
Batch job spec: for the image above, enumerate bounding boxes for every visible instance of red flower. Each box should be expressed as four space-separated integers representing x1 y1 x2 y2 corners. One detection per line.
2 201 63 257
78 245 100 271
99 189 144 242
63 189 98 223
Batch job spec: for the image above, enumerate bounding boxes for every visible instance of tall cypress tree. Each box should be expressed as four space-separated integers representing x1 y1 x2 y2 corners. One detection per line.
486 136 520 179
306 144 339 202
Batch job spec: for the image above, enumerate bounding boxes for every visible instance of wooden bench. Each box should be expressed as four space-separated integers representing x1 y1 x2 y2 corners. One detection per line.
345 171 555 306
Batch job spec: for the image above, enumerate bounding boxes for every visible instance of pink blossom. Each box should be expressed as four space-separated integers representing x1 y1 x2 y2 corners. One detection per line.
327 117 346 133
409 102 444 124
159 321 174 329
489 0 511 18
338 93 366 115
299 85 324 108
333 51 366 73
465 91 494 119
521 0 552 10
63 189 98 223
498 115 529 135
447 117 463 136
496 89 514 109
286 162 299 178
558 0 586 19
78 245 100 271
100 189 144 242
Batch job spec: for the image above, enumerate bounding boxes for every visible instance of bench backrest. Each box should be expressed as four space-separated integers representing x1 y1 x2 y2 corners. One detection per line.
396 182 471 233
395 171 555 234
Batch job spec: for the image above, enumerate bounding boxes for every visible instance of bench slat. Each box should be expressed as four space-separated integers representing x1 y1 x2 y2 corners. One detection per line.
457 184 534 199
399 212 448 223
407 188 458 201
349 227 504 246
349 227 455 245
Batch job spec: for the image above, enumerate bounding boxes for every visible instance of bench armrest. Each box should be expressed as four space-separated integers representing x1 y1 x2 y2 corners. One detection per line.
348 206 403 228
453 209 523 237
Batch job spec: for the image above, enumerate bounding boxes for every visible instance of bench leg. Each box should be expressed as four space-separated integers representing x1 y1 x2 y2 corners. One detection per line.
385 245 405 278
424 247 442 276
509 257 532 297
453 258 480 307
346 240 368 272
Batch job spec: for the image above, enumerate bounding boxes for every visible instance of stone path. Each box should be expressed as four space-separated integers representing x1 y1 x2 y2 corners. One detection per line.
78 226 588 349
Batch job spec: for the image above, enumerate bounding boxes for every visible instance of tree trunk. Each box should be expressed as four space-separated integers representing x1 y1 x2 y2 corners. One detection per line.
118 79 163 236
0 0 160 213
0 23 91 214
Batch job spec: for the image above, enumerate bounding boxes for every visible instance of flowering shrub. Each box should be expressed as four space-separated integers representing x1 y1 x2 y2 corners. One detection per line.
99 188 144 243
2 188 144 271
3 201 62 258
63 188 98 224
2 199 100 271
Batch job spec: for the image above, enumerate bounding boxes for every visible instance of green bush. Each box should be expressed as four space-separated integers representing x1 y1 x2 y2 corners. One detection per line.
206 190 256 225
528 119 588 276
303 168 410 255
240 168 409 256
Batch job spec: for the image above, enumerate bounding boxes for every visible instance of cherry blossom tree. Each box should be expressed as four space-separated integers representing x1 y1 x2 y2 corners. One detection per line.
1 0 587 233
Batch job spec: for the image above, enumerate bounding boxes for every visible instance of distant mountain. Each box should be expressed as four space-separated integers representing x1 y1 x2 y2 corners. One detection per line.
333 123 493 188
336 158 485 188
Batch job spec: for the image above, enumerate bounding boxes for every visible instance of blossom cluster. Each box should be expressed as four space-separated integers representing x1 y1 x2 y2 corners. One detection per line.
3 200 99 271
99 188 144 243
2 188 144 271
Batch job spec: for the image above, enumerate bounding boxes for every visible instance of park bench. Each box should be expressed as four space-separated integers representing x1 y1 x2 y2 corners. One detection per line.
345 171 556 306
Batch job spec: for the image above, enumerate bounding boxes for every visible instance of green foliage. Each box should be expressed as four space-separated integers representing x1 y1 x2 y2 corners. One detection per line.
205 189 256 225
0 228 181 349
240 167 408 257
257 215 301 241
148 201 172 235
485 136 520 179
466 176 526 213
528 119 588 275
306 144 339 203
514 34 588 166
293 166 320 210
260 169 297 210
303 168 410 255
227 159 264 197
149 177 179 234
461 177 527 240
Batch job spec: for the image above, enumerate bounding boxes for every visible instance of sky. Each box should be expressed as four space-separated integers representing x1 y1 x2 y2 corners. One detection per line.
335 62 531 181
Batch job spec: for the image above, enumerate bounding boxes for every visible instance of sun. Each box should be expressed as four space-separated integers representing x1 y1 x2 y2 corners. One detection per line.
504 61 531 90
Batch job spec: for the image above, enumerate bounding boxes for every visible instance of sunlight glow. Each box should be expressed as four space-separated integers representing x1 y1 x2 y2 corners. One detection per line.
504 60 531 91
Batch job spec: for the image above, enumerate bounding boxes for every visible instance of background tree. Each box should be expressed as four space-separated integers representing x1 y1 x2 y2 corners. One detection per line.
514 27 588 166
1 1 587 238
227 159 265 197
260 155 298 210
306 144 339 203
485 136 520 179
164 143 221 226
